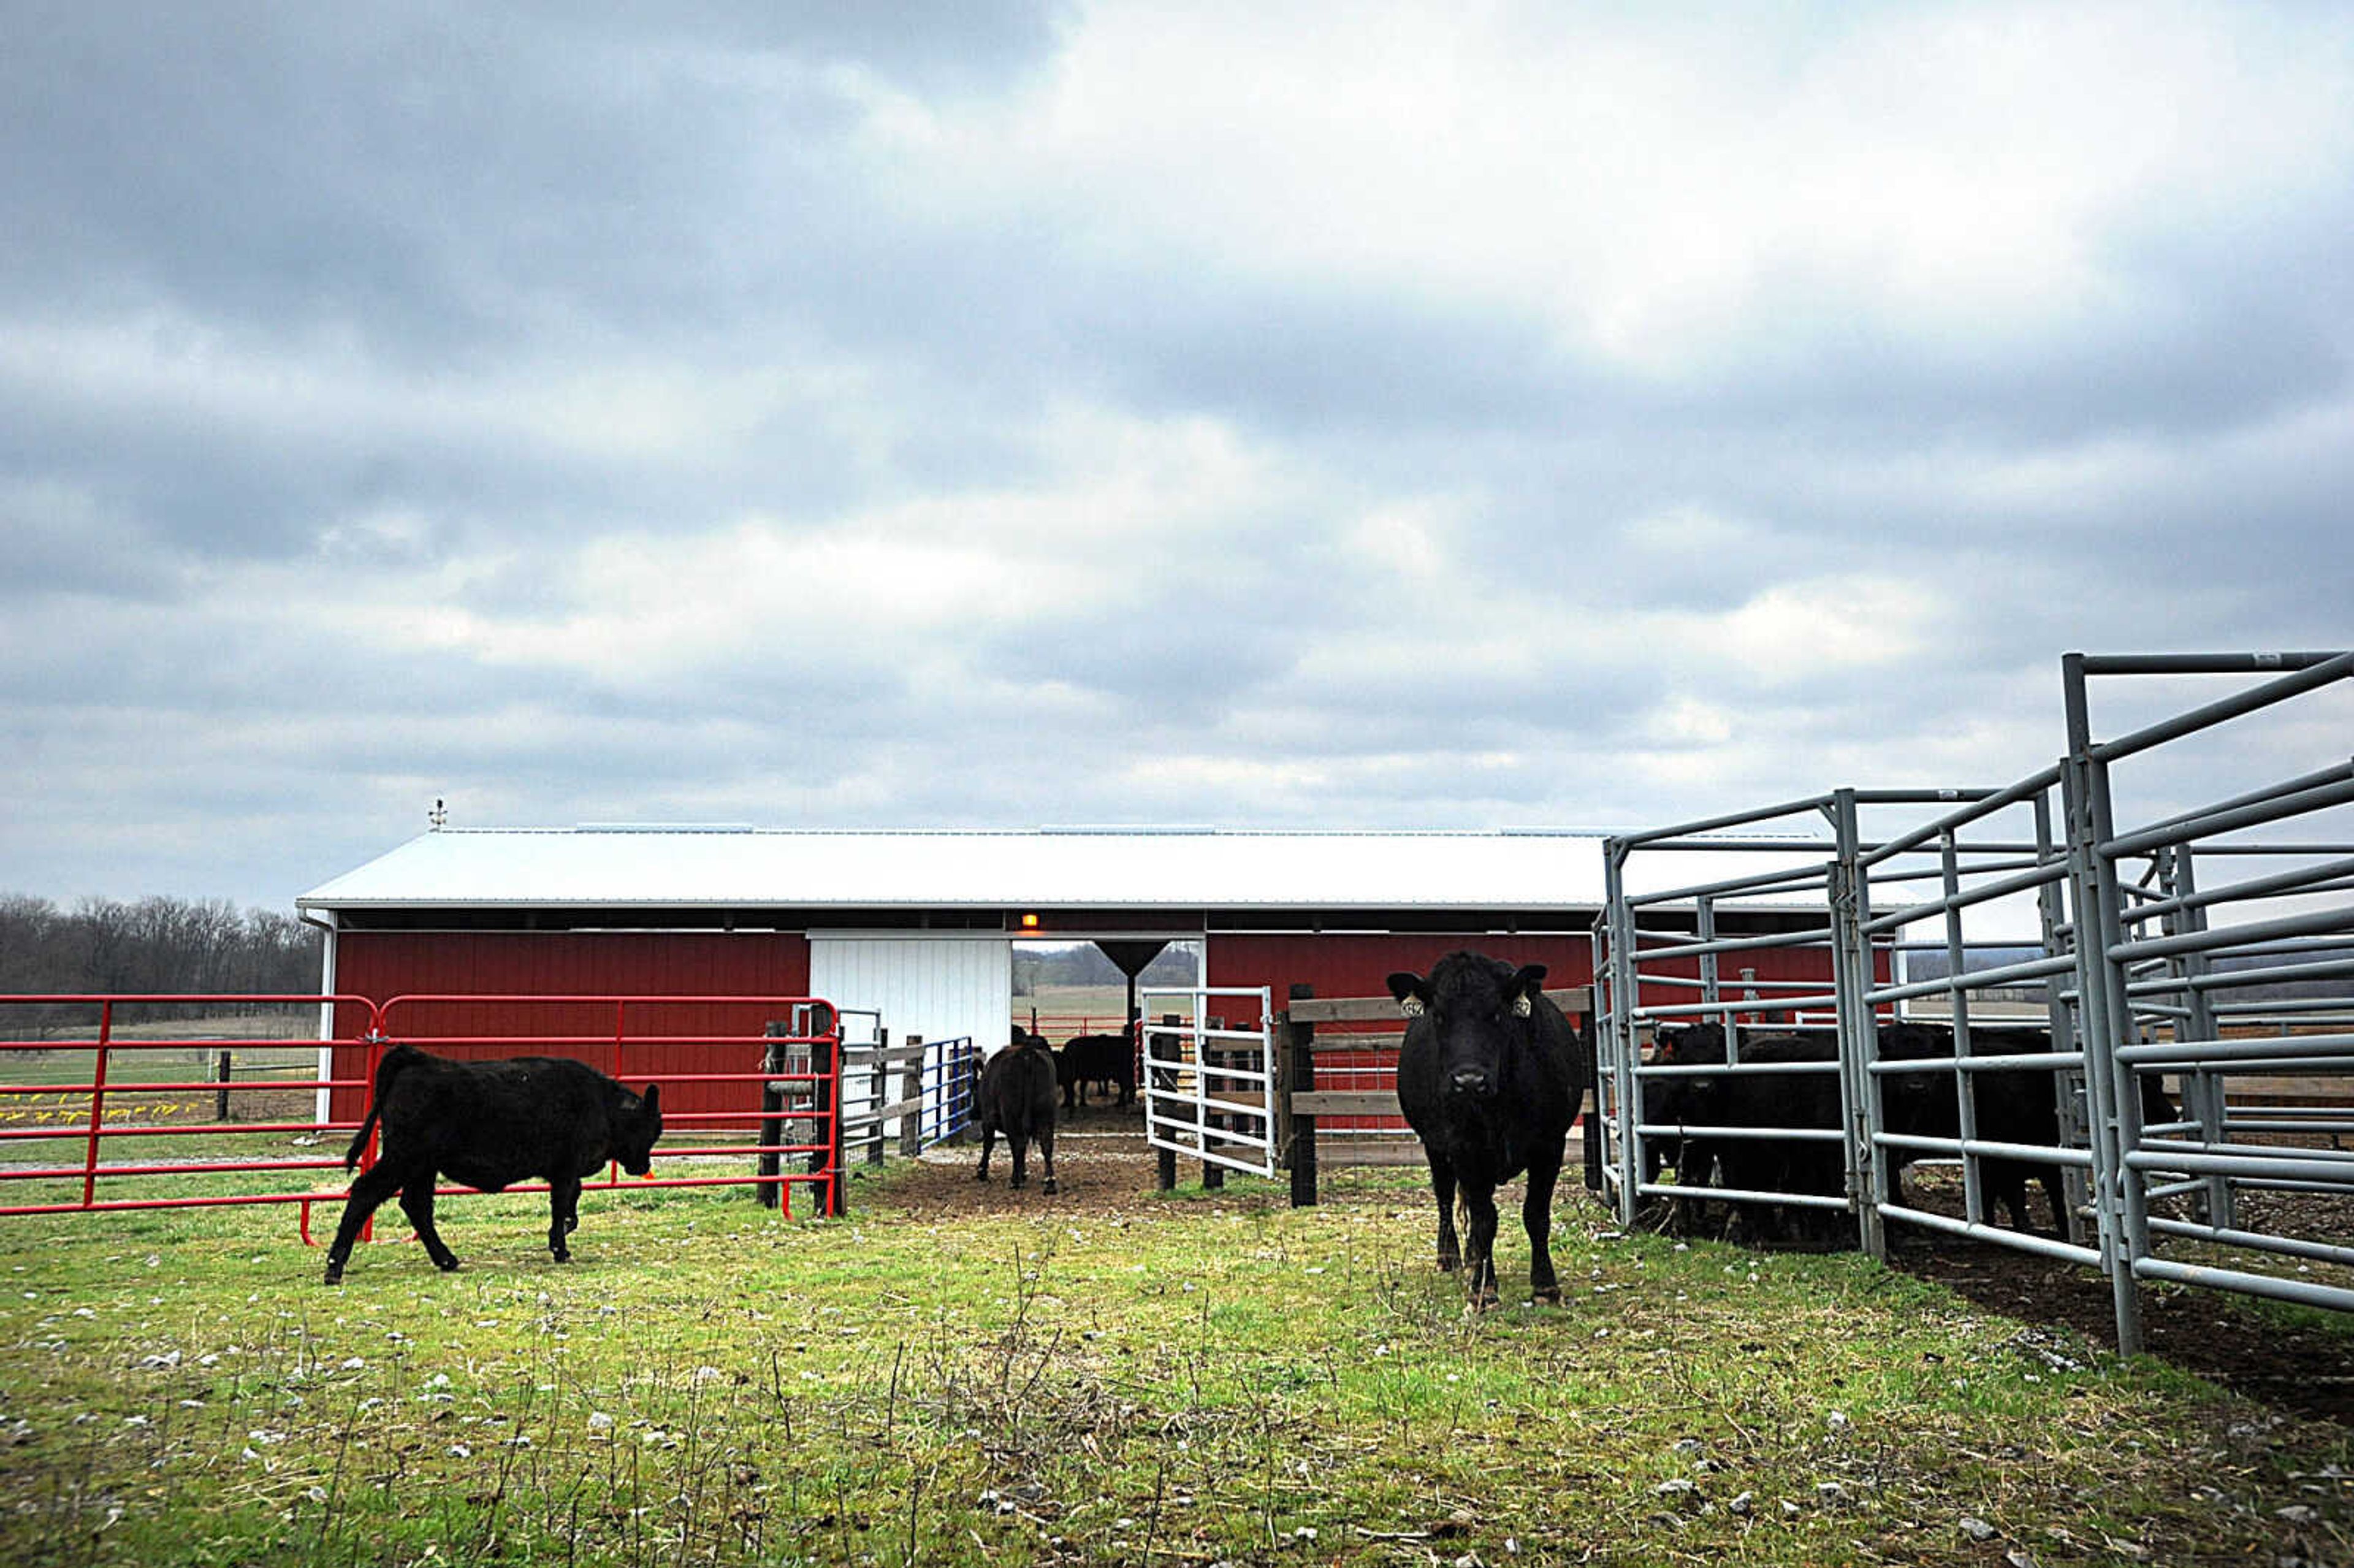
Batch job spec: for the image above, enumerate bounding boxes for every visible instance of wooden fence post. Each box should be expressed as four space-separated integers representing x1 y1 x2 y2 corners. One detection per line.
215 1049 234 1124
1154 1013 1179 1192
866 1028 889 1168
1579 1010 1605 1193
1202 1043 1226 1190
1286 984 1317 1207
901 1035 925 1158
958 1039 980 1142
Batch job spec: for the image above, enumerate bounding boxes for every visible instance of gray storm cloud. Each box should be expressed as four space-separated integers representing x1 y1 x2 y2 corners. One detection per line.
2 1 2350 907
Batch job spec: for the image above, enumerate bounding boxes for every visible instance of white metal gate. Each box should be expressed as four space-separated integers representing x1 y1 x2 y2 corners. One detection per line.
1141 985 1278 1179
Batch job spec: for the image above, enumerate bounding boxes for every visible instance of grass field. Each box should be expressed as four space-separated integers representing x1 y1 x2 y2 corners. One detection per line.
0 1159 2347 1567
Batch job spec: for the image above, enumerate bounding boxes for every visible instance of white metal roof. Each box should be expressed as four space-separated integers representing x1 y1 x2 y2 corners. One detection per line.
297 827 1617 914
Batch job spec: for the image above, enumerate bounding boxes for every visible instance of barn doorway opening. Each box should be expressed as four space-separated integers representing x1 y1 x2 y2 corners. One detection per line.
1010 938 1202 1048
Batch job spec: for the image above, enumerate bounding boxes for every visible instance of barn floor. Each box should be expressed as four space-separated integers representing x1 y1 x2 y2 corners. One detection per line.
891 1100 1175 1218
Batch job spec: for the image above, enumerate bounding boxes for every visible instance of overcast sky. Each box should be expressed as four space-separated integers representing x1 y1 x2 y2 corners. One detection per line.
5 2 2351 913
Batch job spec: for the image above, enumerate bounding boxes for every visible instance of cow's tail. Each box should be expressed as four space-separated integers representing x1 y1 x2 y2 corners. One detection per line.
343 1043 419 1171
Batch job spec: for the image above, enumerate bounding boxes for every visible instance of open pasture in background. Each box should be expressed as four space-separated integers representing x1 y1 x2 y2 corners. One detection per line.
1012 984 1142 1042
0 1163 2347 1567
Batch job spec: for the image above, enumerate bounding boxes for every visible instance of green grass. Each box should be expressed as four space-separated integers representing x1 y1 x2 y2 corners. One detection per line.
0 1166 2347 1567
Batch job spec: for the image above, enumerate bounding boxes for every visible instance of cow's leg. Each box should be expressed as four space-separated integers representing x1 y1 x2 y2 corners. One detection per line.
1038 1124 1057 1195
1460 1182 1502 1309
1426 1156 1461 1273
398 1173 460 1273
975 1118 997 1182
1664 1138 1708 1236
1522 1150 1563 1304
2034 1163 2065 1237
324 1161 409 1284
547 1177 582 1262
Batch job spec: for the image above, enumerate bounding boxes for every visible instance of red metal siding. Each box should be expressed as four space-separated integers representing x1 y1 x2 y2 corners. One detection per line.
1625 942 1888 1026
1206 934 1596 1022
330 932 812 1126
1205 934 1594 1135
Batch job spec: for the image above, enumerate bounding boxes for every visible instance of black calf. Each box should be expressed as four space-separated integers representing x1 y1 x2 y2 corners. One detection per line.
324 1045 662 1284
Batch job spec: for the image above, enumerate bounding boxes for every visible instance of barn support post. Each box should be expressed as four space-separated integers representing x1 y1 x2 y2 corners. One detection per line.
901 1034 924 1159
1286 985 1318 1208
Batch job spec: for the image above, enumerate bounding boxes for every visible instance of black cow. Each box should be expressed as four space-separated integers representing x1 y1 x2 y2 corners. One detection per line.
324 1045 663 1285
1390 953 1589 1309
1644 1023 1848 1246
1712 1030 1848 1246
975 1033 1059 1193
1876 1021 2174 1237
1058 1030 1135 1110
1640 1024 1726 1228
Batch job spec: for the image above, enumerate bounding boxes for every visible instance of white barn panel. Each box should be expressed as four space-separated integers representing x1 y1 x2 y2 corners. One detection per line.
807 936 1013 1056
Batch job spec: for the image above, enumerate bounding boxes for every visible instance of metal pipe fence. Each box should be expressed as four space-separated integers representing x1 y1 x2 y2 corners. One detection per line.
1593 649 2354 1351
1 992 847 1229
1141 986 1278 1188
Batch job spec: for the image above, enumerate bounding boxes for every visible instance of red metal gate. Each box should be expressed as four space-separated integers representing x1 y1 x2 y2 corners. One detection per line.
0 992 844 1226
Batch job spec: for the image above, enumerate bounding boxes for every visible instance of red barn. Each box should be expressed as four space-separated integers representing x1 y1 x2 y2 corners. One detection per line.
296 826 1833 1127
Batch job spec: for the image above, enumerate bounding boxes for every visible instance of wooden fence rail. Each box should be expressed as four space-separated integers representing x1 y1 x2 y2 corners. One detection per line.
1281 984 1594 1207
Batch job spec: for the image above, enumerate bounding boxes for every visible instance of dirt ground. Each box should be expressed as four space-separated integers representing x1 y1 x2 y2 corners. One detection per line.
891 1098 1172 1219
1885 1190 2354 1429
885 1106 2354 1434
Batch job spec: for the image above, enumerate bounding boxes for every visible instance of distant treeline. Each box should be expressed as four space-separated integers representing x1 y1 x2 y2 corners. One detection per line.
1012 940 1201 994
0 894 322 1021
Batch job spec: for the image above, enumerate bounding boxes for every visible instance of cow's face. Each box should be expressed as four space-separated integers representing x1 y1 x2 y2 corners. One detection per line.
616 1084 663 1176
1645 1022 1724 1119
1389 957 1546 1103
1653 1022 1726 1068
